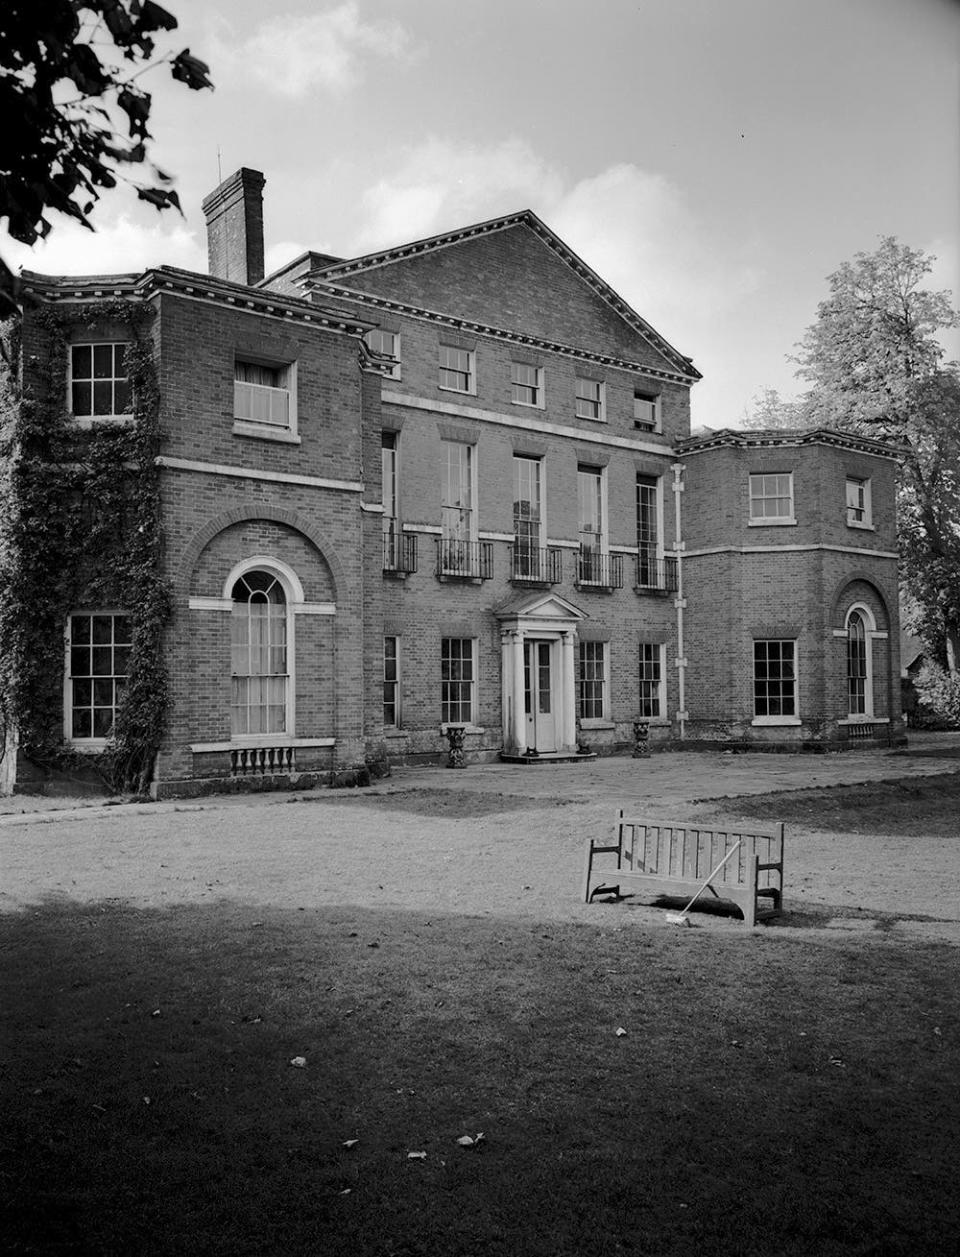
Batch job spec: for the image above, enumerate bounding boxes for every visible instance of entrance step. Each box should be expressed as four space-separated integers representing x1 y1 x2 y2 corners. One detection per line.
499 750 597 765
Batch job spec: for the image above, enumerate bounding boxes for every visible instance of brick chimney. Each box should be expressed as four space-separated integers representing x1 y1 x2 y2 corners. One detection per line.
201 168 265 286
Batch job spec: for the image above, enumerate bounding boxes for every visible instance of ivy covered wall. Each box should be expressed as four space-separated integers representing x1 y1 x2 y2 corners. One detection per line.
0 299 171 794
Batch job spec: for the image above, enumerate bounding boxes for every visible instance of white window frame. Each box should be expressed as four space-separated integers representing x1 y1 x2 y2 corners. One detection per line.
748 472 795 526
366 329 401 380
633 389 661 432
578 640 609 724
513 454 544 565
511 362 544 408
844 603 876 719
441 637 477 727
68 342 133 425
233 357 299 443
751 638 801 726
382 430 400 566
440 440 478 573
438 344 475 395
63 610 133 748
638 642 666 720
577 464 608 584
846 476 873 529
636 473 663 588
575 377 606 422
224 557 301 744
384 635 401 728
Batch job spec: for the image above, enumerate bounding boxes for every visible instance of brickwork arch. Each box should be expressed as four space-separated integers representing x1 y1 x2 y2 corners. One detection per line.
829 573 890 630
176 503 346 602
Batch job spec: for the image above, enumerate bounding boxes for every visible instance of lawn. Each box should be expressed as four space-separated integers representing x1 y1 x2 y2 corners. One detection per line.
711 770 960 835
3 898 957 1257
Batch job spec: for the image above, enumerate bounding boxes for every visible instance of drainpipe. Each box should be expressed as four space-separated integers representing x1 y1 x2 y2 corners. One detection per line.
671 462 687 740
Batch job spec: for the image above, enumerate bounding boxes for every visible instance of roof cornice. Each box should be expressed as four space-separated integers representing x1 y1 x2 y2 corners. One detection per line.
304 210 701 380
677 427 903 460
308 280 700 386
19 266 377 337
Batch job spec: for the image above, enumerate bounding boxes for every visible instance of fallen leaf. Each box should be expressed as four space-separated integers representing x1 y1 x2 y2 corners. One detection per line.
343 1139 359 1149
367 941 380 949
151 1009 161 1017
407 1151 427 1160
615 1027 627 1037
290 1056 307 1068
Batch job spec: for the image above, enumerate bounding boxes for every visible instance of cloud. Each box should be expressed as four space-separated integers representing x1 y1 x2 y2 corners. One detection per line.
214 3 411 98
353 137 566 253
3 212 205 278
265 240 309 276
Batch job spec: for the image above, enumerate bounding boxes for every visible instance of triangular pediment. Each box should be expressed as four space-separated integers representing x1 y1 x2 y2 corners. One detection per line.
306 213 698 379
494 590 587 623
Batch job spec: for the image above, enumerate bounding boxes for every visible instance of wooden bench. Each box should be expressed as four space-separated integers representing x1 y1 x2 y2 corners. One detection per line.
583 812 785 927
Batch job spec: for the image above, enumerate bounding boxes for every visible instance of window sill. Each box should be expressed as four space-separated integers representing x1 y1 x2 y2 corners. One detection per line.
190 737 335 752
577 415 607 424
440 724 485 734
73 415 135 429
838 717 888 726
64 739 110 753
581 719 614 730
846 520 875 531
511 399 544 410
438 385 475 397
233 420 301 445
750 716 801 727
747 517 796 527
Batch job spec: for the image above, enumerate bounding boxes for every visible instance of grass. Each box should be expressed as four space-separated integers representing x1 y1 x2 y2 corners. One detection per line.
3 900 958 1256
710 770 960 835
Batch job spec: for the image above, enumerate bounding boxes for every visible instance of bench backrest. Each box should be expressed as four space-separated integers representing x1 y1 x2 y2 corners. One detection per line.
616 813 784 889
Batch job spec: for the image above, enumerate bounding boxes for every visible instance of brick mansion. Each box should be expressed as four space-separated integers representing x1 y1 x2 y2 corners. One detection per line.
2 168 902 797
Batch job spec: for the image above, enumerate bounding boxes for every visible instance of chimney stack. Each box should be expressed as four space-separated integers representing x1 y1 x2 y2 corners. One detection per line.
201 168 265 286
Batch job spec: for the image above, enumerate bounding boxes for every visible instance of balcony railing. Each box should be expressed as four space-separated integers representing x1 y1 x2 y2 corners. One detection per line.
635 555 679 595
576 549 624 590
383 529 417 574
234 380 290 427
508 545 563 584
435 538 494 581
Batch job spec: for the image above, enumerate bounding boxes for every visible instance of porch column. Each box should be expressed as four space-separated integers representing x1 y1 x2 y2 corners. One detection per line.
512 630 526 752
561 631 577 752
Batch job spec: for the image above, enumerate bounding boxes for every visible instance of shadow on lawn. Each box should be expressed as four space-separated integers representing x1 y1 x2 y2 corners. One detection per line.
2 898 958 1257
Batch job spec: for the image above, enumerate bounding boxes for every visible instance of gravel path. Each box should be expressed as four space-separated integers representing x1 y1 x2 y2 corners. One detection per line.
2 741 959 945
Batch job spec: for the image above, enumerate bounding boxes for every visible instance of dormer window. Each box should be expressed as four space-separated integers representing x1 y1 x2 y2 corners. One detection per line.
70 343 132 420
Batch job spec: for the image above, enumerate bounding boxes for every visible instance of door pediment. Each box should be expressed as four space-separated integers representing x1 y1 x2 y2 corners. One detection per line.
494 590 587 625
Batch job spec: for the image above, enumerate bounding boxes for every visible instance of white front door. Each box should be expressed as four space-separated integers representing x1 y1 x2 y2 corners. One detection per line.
524 639 557 752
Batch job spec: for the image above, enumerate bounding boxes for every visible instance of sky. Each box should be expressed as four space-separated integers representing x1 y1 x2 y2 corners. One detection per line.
5 0 959 427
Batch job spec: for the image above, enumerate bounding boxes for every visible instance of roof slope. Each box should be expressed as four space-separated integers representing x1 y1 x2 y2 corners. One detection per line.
303 211 699 380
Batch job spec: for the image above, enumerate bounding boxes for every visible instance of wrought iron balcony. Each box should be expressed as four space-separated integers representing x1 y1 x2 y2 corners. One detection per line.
435 538 494 581
576 549 624 590
634 555 679 595
383 529 418 574
508 545 563 585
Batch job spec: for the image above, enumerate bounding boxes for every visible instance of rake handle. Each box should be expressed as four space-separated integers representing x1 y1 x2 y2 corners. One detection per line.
676 840 743 917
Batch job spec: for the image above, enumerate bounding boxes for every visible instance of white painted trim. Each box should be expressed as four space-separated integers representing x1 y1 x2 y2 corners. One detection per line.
685 543 898 559
222 556 305 603
156 455 362 493
403 523 442 535
361 502 385 514
294 602 336 615
382 391 670 456
480 531 515 543
837 717 889 727
751 717 802 727
190 737 336 752
747 517 797 527
232 420 302 445
189 596 233 611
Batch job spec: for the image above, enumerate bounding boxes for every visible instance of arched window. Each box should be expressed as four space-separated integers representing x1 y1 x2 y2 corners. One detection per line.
231 570 288 736
844 604 877 718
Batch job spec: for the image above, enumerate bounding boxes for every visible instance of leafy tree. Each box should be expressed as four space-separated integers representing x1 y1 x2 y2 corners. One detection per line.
0 0 212 305
742 386 806 431
791 237 960 673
